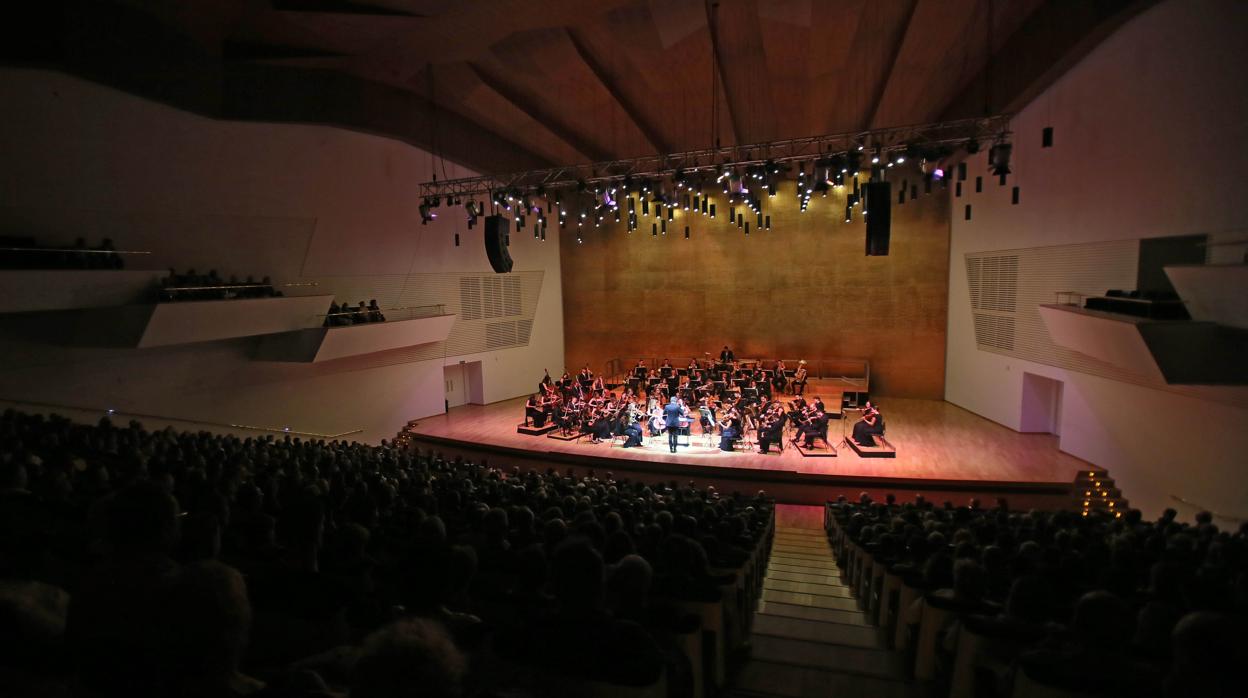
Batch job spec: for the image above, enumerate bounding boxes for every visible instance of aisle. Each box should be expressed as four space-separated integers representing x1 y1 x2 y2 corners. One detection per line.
725 506 912 697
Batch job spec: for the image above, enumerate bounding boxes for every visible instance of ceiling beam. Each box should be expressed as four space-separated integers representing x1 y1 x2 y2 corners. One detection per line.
939 0 1159 120
466 61 613 162
223 62 553 173
705 0 745 146
865 0 923 129
565 28 672 155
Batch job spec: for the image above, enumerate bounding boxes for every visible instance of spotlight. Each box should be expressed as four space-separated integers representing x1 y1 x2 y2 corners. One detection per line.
989 142 1012 176
419 200 436 225
966 138 980 154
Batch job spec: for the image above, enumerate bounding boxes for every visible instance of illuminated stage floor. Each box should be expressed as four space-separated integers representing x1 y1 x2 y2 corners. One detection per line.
407 396 1090 494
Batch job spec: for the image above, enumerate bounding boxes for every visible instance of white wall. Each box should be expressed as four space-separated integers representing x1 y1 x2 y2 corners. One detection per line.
0 69 563 443
946 0 1248 518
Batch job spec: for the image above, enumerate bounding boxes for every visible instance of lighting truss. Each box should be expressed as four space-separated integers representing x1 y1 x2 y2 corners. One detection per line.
418 115 1011 200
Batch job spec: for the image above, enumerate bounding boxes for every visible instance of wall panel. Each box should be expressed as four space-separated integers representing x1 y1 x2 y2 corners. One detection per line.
561 178 950 398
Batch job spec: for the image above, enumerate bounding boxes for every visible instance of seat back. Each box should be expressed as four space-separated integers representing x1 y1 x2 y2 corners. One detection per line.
914 598 955 680
1011 665 1102 698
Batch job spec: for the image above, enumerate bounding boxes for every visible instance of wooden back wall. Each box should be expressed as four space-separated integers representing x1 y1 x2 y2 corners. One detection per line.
559 175 950 398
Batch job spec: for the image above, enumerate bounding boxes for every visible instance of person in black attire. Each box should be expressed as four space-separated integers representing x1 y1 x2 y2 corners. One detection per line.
662 397 684 453
524 394 545 427
801 410 828 448
718 410 740 451
622 415 645 448
851 403 884 446
719 345 735 363
757 412 785 454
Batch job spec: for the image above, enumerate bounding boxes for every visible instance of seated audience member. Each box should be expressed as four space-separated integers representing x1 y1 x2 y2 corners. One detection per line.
325 302 342 327
351 618 467 698
506 539 664 686
163 561 264 698
367 299 385 322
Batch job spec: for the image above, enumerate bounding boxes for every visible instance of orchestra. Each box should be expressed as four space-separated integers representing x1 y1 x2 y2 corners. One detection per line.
525 354 881 455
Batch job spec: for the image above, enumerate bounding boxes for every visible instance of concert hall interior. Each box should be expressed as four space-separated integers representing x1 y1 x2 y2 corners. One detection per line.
0 1 1246 697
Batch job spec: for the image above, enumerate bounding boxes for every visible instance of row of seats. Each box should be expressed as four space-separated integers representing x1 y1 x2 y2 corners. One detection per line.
824 493 1242 698
0 408 777 698
157 268 282 302
0 236 125 269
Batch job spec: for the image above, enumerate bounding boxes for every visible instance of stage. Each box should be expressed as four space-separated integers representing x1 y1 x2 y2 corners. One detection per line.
405 396 1094 507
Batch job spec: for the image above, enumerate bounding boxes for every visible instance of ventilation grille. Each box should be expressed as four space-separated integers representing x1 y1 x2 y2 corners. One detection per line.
973 313 1015 351
967 255 1019 311
459 278 481 320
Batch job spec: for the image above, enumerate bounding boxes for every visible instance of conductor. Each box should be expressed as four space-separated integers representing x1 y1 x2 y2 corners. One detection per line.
663 396 684 453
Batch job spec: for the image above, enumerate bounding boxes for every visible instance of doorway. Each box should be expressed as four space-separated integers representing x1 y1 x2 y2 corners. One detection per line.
444 364 468 410
1020 373 1063 435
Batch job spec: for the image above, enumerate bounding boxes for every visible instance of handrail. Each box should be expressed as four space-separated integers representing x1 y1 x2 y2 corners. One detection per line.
319 304 446 318
1169 494 1247 523
0 247 151 255
0 398 363 440
162 281 321 292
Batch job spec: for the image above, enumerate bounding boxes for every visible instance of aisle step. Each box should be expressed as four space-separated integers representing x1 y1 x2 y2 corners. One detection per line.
751 635 905 678
768 554 838 570
764 578 854 598
762 588 861 612
757 600 867 626
732 660 911 698
752 614 881 648
766 569 847 587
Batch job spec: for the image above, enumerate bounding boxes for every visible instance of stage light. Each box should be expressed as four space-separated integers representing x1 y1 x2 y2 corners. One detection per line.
652 223 657 236
419 201 436 224
871 147 881 165
684 226 690 240
966 138 980 154
765 215 771 230
989 142 1012 177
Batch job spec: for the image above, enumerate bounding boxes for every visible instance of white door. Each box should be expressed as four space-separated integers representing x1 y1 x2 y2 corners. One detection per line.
444 364 468 409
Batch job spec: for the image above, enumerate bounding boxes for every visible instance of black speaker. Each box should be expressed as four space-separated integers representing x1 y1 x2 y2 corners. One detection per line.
865 181 891 256
484 215 513 273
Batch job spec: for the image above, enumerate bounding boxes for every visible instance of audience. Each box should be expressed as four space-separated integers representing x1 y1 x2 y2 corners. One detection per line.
0 408 774 697
828 492 1246 697
0 235 124 269
158 269 282 302
324 300 386 327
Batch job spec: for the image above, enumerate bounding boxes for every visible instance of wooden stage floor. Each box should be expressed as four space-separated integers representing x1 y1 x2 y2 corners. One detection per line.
407 395 1091 489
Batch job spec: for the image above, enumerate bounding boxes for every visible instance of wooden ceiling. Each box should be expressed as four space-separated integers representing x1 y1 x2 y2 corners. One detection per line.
96 0 1154 173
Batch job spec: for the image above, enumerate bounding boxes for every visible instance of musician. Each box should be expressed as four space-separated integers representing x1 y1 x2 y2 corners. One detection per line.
852 403 885 446
592 375 605 396
663 397 684 453
773 360 788 392
757 409 786 454
687 357 700 372
524 393 545 427
539 369 554 395
622 414 645 448
648 399 665 438
800 409 829 448
579 365 595 383
813 396 826 414
632 359 647 378
589 405 614 444
720 345 735 363
677 374 692 400
557 397 582 433
660 358 673 376
718 408 740 452
792 361 808 395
